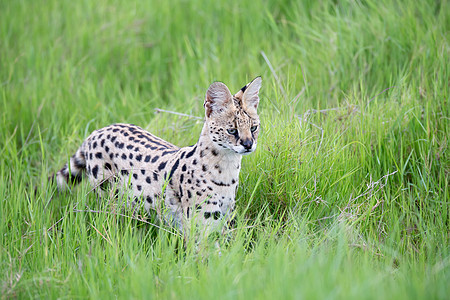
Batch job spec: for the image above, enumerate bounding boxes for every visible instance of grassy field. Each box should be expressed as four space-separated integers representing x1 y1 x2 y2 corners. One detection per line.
1 0 448 298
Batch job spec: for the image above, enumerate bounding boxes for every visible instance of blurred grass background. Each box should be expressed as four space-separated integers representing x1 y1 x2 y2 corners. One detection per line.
1 0 448 298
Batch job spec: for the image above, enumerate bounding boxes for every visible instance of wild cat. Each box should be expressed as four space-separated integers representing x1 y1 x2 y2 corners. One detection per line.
52 77 262 235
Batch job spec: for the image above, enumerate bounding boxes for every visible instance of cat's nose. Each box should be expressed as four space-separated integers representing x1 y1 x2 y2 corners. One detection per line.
241 139 253 150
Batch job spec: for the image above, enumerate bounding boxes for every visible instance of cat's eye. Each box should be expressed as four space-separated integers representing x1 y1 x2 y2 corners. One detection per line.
250 125 258 132
227 128 238 135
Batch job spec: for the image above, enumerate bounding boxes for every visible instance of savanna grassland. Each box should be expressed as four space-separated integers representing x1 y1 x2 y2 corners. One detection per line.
0 0 448 298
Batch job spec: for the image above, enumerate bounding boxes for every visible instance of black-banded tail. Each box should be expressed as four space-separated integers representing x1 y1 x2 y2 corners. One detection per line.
51 145 86 191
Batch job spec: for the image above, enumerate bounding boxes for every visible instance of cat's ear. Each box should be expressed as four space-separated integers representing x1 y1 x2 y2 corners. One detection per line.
204 82 233 118
240 77 262 112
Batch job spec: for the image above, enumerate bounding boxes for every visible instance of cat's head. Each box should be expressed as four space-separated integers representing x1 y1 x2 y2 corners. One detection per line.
204 77 261 155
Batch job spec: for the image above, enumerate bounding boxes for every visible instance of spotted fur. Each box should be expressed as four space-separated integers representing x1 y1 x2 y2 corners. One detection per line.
53 77 262 234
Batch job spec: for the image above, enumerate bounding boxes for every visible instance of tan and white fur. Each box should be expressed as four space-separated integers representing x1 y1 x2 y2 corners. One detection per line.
52 77 262 235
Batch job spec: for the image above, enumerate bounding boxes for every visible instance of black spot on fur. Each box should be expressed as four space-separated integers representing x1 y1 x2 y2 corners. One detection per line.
153 172 158 181
202 165 207 172
162 150 177 156
118 143 124 149
93 141 97 149
211 180 230 186
146 196 153 204
146 177 151 184
92 165 99 179
141 169 146 175
137 185 142 191
135 154 142 161
105 146 110 153
168 159 179 180
104 163 112 170
213 211 221 220
151 156 159 163
178 185 184 198
145 144 157 150
187 190 192 198
133 173 138 180
95 152 102 159
185 146 197 159
120 169 129 176
212 149 218 156
101 139 105 147
129 153 133 159
192 159 197 165
144 155 151 162
174 190 182 203
204 212 211 219
121 153 127 160
157 161 167 171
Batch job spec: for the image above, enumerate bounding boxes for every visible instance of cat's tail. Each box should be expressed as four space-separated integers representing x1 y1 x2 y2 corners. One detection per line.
50 144 87 191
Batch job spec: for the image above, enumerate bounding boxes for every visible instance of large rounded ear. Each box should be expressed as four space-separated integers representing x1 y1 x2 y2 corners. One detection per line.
204 82 233 118
242 77 262 112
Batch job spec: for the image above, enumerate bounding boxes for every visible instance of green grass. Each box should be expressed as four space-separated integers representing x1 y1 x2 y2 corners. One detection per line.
1 0 448 298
